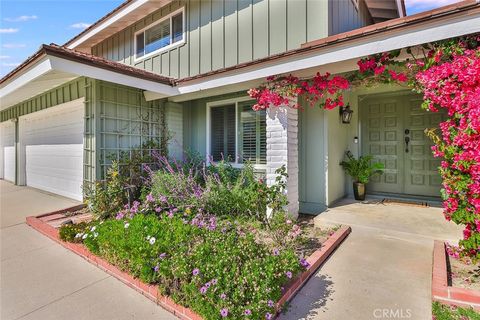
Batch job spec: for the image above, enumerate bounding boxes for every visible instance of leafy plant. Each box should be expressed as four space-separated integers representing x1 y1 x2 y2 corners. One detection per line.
84 161 128 220
59 222 90 243
432 301 480 320
340 151 384 184
78 213 305 320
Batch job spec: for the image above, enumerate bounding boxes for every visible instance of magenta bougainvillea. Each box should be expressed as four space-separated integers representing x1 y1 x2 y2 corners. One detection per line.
248 35 480 259
415 46 480 259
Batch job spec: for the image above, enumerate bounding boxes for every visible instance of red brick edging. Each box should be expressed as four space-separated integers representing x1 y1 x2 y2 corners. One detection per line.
26 207 351 319
432 241 480 311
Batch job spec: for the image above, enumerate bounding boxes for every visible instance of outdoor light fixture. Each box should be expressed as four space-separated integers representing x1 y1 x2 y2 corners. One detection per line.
340 104 353 124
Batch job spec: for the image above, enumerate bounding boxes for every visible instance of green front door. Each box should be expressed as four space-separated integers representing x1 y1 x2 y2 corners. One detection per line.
361 92 446 198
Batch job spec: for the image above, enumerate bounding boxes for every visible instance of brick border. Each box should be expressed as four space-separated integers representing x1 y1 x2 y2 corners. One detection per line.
26 207 351 319
432 241 480 311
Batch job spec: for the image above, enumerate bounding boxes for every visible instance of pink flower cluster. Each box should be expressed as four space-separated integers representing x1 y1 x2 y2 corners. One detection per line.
416 48 480 259
247 72 349 111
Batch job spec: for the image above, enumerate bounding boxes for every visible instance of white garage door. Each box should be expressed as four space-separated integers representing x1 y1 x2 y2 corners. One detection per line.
20 99 84 201
0 121 15 182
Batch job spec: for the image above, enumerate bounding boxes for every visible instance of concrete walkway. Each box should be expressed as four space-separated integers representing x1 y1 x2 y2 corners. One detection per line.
0 180 177 320
280 198 463 320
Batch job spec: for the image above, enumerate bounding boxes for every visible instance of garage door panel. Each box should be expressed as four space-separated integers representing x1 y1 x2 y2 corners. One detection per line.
21 99 84 201
26 145 83 201
4 146 15 182
1 121 15 181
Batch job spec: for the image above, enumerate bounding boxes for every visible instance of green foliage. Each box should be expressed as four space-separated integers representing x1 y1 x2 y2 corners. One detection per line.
59 222 90 243
84 161 127 220
432 302 480 320
340 151 385 184
80 213 304 320
150 159 289 225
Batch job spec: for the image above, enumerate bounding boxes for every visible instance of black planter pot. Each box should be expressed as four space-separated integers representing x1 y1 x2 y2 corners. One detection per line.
353 182 366 201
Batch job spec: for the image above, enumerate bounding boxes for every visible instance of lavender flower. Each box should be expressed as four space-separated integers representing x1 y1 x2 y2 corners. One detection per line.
220 308 229 318
211 278 218 285
300 258 310 268
159 253 166 259
244 309 252 316
267 300 274 307
204 282 211 288
273 248 280 256
192 268 200 276
286 271 292 279
154 265 159 272
219 293 227 300
200 286 207 294
265 313 273 320
146 193 155 202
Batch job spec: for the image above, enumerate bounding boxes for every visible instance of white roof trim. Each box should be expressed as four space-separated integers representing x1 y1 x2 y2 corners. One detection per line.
0 54 179 110
66 0 150 49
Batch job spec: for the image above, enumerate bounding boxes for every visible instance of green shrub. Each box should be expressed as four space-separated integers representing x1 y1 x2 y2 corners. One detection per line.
81 213 304 320
59 222 91 243
84 161 127 220
432 301 480 320
150 159 288 225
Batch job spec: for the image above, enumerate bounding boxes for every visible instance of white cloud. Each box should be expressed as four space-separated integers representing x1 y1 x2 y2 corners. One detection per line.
2 43 26 48
70 22 92 29
0 55 10 59
1 62 21 67
0 28 19 34
4 15 38 22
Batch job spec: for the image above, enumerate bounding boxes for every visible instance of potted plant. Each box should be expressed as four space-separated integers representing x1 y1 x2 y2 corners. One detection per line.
340 151 385 201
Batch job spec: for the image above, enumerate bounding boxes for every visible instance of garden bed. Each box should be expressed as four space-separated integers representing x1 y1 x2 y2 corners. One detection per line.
26 206 350 320
432 241 480 311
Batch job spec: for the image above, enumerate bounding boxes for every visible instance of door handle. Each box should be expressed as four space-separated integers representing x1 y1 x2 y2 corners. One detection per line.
405 136 410 153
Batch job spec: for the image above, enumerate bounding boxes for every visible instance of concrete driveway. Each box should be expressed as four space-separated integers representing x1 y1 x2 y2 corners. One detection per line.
280 198 463 320
0 180 177 320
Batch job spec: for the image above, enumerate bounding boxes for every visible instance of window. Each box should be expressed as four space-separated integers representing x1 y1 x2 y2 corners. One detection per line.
135 8 184 60
208 99 267 166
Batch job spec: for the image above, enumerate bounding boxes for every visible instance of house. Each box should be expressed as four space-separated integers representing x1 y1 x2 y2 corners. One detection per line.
0 0 479 215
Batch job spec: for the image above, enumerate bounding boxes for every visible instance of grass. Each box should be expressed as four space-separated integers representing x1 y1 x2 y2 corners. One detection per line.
432 302 480 320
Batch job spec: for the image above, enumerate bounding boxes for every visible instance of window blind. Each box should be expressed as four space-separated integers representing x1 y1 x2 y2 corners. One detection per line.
210 105 236 162
145 19 170 54
239 103 266 164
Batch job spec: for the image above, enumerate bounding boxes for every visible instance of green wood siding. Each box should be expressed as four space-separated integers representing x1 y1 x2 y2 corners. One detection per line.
328 0 372 36
0 78 86 122
91 0 330 78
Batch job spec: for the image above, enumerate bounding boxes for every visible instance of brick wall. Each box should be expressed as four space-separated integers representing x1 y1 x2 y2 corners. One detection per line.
266 106 299 217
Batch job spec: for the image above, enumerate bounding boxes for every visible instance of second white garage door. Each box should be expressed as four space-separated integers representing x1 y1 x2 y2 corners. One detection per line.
20 99 84 201
0 121 15 182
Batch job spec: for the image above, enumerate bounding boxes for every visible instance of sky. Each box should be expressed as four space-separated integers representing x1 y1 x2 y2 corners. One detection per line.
0 0 463 77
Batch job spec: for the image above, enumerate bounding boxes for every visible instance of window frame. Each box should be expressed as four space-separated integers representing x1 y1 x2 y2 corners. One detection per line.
206 97 267 170
134 7 186 62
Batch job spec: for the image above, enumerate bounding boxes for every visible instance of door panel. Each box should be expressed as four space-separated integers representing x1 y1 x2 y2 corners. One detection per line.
361 98 403 194
361 93 445 198
403 97 446 197
0 121 15 182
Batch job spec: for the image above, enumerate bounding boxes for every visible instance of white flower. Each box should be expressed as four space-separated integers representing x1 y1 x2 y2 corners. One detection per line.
82 234 88 240
124 223 130 229
93 232 98 238
146 235 151 240
149 237 156 245
90 226 96 232
75 233 82 238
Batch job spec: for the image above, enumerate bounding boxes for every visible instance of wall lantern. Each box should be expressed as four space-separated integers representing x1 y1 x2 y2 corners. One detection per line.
340 104 353 124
